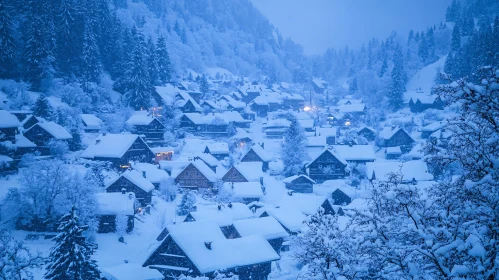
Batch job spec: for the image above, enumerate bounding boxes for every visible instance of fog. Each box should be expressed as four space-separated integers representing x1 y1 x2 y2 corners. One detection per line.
252 0 453 55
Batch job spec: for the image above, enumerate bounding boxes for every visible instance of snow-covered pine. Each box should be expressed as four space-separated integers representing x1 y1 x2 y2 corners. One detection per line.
281 115 308 177
44 206 100 280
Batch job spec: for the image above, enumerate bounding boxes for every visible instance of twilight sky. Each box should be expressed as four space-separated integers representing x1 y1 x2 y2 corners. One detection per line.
252 0 452 55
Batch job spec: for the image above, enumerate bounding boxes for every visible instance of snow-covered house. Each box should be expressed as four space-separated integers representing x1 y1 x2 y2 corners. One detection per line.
240 144 272 172
96 192 135 233
283 175 315 193
20 115 41 130
174 159 217 188
331 144 376 164
421 121 446 139
315 126 337 144
106 170 155 206
126 111 165 141
222 162 264 183
282 93 305 110
278 193 335 216
204 142 229 160
101 263 164 280
409 95 444 112
81 133 155 168
143 221 279 279
311 77 328 94
365 160 434 183
79 114 103 133
132 162 169 188
223 182 264 203
379 126 415 153
23 122 72 151
0 110 20 142
357 126 376 141
331 186 357 206
260 207 307 234
177 98 202 113
250 95 269 117
305 148 348 182
263 119 290 138
233 217 289 254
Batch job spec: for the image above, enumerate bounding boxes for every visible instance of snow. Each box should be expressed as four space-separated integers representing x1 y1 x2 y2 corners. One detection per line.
35 122 72 139
343 198 369 212
278 193 328 215
247 144 272 162
331 145 376 161
186 160 218 182
366 160 434 182
100 263 164 280
421 121 445 132
132 163 169 184
154 85 177 105
0 155 13 163
306 148 348 166
0 110 21 128
315 126 337 137
183 111 245 125
298 119 314 130
81 133 142 158
126 111 155 126
80 114 103 130
96 192 135 215
223 182 263 199
312 78 326 89
233 217 289 240
195 152 219 167
233 162 264 181
205 142 229 155
14 134 36 147
379 126 412 141
282 175 315 184
337 103 366 113
406 56 447 95
385 146 402 155
106 170 155 192
190 202 254 227
265 207 307 233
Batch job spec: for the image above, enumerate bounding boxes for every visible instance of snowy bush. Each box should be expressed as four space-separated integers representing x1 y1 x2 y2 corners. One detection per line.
176 191 197 216
47 139 69 158
0 230 42 280
159 177 178 202
115 214 129 237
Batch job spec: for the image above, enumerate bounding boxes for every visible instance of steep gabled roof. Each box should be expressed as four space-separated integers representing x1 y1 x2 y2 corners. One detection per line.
81 133 149 159
306 148 348 168
0 110 21 128
106 170 155 192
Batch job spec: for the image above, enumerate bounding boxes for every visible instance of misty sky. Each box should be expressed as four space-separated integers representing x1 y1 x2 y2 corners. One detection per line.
252 0 452 55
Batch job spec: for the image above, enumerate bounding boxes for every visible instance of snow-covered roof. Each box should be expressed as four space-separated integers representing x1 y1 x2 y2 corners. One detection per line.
96 192 135 215
126 111 156 126
0 155 13 163
183 111 245 125
223 182 263 199
264 119 291 128
306 136 326 147
337 103 366 113
234 162 264 181
132 163 169 184
282 175 315 184
278 193 328 215
189 203 254 227
106 170 155 192
421 121 445 132
312 78 326 89
365 160 434 182
336 98 363 106
164 221 279 274
331 145 376 161
0 110 21 128
233 217 288 240
329 184 359 199
79 114 103 130
343 198 369 212
298 119 314 129
306 148 348 167
14 134 36 147
195 152 219 167
154 84 178 105
385 146 402 154
34 122 72 139
81 133 145 159
205 142 229 155
379 126 412 141
265 207 306 233
192 160 218 182
252 95 269 106
357 126 376 133
219 95 245 109
101 263 164 280
316 127 337 137
246 144 272 162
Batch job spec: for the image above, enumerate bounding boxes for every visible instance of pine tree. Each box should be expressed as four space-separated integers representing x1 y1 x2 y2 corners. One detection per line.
68 128 83 151
388 46 405 112
379 56 388 77
451 23 462 51
0 1 18 79
55 0 80 77
156 34 172 84
418 32 429 64
349 77 358 94
80 21 101 87
199 74 209 94
117 32 154 110
32 95 51 119
146 37 159 86
45 206 100 280
281 115 308 176
446 0 461 22
176 191 196 216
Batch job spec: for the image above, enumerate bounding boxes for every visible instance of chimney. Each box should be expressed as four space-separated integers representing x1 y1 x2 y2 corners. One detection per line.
348 142 353 147
204 241 212 250
287 190 293 196
95 139 101 144
217 204 222 211
259 177 264 186
228 202 233 208
142 171 146 178
259 142 264 149
391 125 396 131
102 132 107 136
128 193 133 200
121 188 126 194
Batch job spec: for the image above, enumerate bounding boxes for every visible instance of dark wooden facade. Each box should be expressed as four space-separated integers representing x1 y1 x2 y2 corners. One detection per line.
357 127 376 141
240 149 269 172
383 129 415 153
175 163 214 188
306 150 347 182
22 115 39 129
222 167 248 182
331 189 352 206
97 214 134 233
107 176 152 205
284 176 315 193
23 124 68 149
180 99 199 113
0 127 17 142
131 118 165 140
94 138 155 168
409 97 444 112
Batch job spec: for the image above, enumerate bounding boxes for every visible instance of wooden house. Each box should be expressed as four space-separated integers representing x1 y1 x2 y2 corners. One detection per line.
81 133 155 168
126 111 165 141
0 110 20 142
20 115 41 130
421 121 445 139
357 126 376 141
331 144 376 164
222 162 264 183
174 160 217 188
96 192 135 233
379 126 415 153
282 175 315 193
311 78 328 94
278 193 336 216
23 122 72 151
240 144 272 172
223 182 264 203
132 162 170 188
409 96 444 112
178 99 202 113
282 94 305 110
105 170 155 206
204 142 229 160
143 221 279 279
233 217 289 254
250 96 269 117
305 148 348 182
79 114 103 133
331 186 357 206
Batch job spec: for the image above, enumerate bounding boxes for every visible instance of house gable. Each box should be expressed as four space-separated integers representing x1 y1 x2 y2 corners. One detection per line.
241 149 264 163
175 163 212 188
222 167 248 182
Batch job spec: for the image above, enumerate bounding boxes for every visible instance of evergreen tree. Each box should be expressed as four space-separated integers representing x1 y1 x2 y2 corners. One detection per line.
451 23 462 51
32 95 51 119
379 56 388 77
117 32 154 110
176 191 196 216
199 74 209 94
68 128 83 151
156 34 172 84
446 0 461 22
281 115 307 176
349 77 358 94
55 0 80 77
0 0 18 79
146 37 159 85
45 206 100 280
388 46 405 112
418 32 429 64
80 22 101 88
